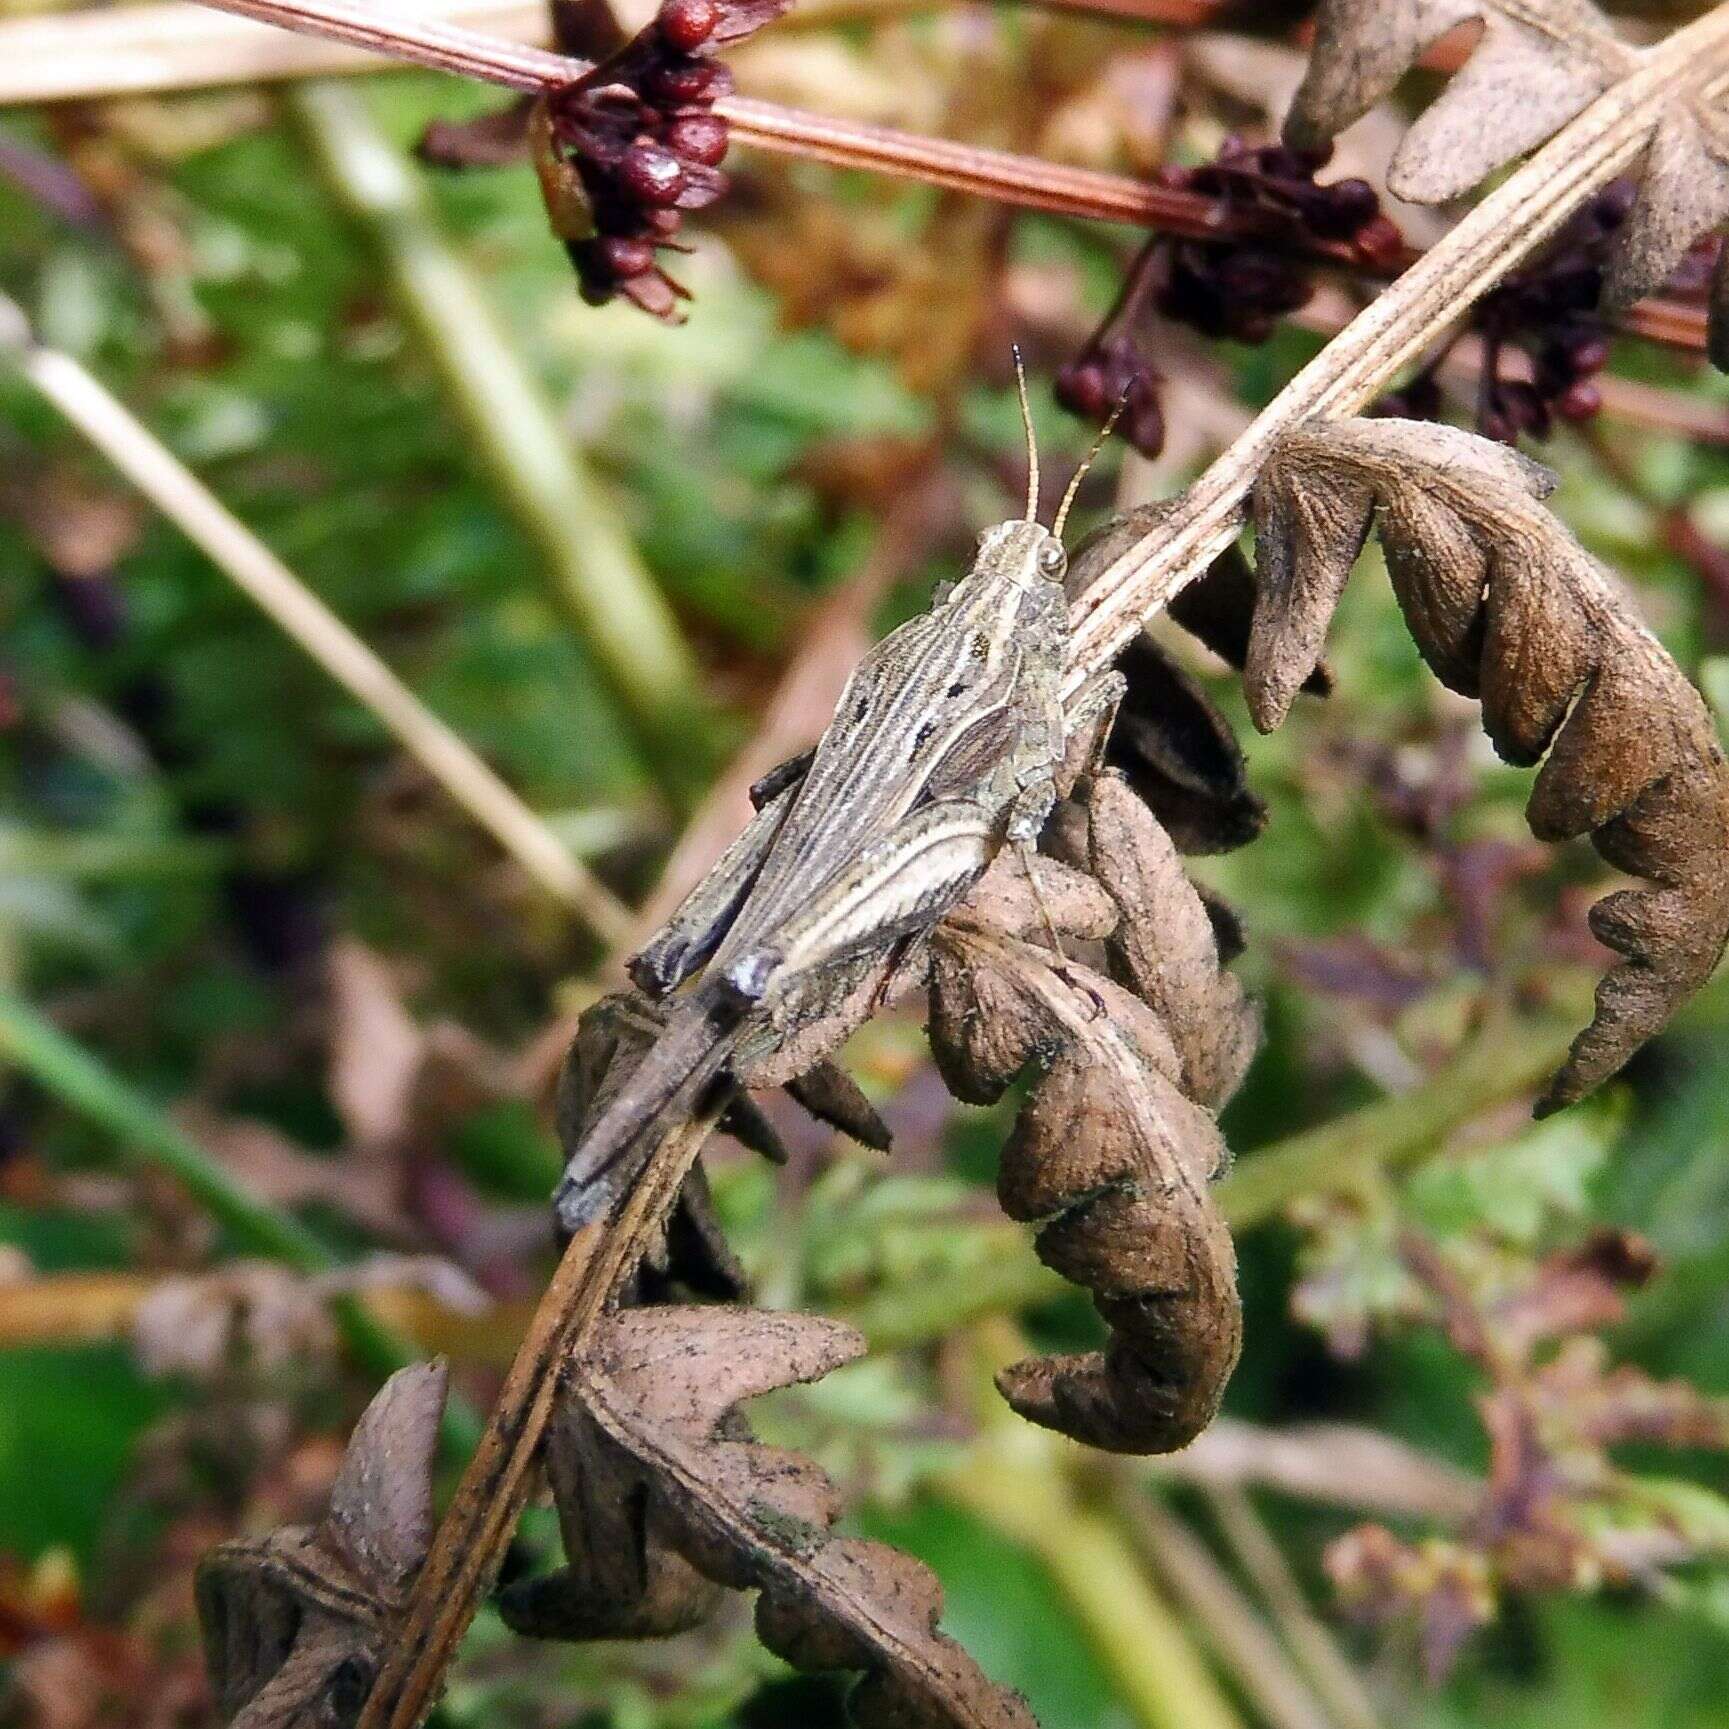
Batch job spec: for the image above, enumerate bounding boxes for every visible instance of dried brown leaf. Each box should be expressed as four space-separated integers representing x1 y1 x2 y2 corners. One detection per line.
504 1307 1036 1729
196 1362 448 1728
1286 0 1729 359
1085 775 1261 1109
1246 418 1729 1110
1288 1 1627 199
928 775 1245 1454
1108 633 1269 855
325 940 423 1152
1068 523 1293 854
1600 102 1729 309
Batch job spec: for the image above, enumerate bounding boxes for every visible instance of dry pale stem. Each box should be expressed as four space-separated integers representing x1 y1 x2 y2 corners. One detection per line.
355 1112 716 1729
1 307 631 941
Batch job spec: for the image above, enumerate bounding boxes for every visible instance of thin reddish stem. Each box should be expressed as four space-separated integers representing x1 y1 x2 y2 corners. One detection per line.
188 0 1711 348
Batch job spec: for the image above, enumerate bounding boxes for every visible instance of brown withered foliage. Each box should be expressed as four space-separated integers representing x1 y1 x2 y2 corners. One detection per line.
557 987 892 1294
195 1364 447 1729
1288 0 1729 363
1245 418 1729 1111
928 772 1250 1453
501 1306 1037 1729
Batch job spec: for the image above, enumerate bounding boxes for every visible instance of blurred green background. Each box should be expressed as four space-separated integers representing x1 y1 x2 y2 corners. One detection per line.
4 14 1729 1728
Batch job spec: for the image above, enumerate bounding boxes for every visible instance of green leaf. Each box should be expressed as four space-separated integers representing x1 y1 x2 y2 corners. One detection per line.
0 1346 165 1561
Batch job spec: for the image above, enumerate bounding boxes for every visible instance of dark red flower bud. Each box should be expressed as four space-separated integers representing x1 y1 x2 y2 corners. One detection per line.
1325 177 1379 227
1054 360 1109 419
1353 215 1406 270
598 235 658 278
647 60 732 103
619 139 687 205
1565 334 1610 375
666 114 729 166
1557 379 1602 421
657 0 718 50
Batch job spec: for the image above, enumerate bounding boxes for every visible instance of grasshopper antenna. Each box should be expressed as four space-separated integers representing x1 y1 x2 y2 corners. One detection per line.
1052 390 1128 541
1012 345 1039 522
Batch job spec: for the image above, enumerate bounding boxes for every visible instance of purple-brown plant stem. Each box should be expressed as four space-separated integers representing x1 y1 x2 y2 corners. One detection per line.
186 0 1712 350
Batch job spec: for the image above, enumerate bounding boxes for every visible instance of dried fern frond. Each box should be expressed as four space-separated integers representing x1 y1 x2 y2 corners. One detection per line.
502 1306 1037 1729
928 774 1249 1454
197 1363 449 1728
1286 0 1729 358
1245 417 1729 1112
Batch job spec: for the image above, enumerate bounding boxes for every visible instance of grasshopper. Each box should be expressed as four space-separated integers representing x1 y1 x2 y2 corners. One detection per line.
555 358 1125 1232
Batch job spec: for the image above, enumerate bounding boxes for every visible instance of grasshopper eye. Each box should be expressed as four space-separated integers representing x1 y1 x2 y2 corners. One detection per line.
1037 541 1067 580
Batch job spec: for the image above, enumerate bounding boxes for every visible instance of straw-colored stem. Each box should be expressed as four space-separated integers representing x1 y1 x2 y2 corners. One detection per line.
1 298 632 943
287 80 710 785
1209 1487 1385 1729
137 0 1714 355
1115 1489 1338 1729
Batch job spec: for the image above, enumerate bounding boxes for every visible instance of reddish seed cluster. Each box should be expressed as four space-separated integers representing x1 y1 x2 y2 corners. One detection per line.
1382 183 1633 440
1054 333 1165 461
1057 139 1404 459
540 0 787 318
1153 141 1403 344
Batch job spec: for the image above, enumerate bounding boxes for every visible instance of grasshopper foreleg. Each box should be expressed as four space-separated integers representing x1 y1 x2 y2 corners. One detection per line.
1062 667 1127 791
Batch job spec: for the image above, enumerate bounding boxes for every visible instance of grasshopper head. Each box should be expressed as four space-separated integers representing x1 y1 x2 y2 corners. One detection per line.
974 519 1069 588
989 343 1120 587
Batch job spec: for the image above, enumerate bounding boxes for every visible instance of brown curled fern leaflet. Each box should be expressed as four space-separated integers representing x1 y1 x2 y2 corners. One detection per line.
503 1306 1038 1729
928 774 1249 1455
1064 0 1729 680
1244 418 1729 1111
197 1364 450 1729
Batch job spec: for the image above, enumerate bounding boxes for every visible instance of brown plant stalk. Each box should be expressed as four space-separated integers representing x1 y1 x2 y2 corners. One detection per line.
183 0 1711 350
354 1111 719 1729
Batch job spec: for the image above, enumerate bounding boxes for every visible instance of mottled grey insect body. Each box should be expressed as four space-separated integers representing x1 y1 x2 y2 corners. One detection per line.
553 377 1125 1234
